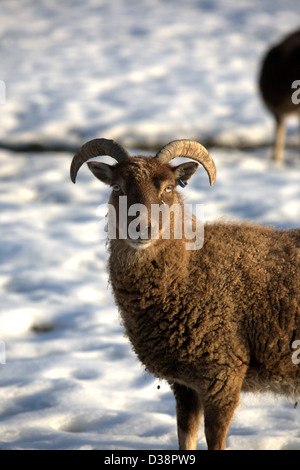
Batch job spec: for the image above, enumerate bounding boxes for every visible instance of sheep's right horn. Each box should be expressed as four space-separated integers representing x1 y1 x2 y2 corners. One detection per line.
70 138 130 183
155 139 216 186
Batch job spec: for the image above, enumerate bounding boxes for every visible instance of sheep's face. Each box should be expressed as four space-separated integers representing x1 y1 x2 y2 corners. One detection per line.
88 157 198 249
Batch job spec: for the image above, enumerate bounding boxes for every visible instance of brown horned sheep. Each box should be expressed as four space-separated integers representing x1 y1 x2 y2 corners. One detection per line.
70 138 300 450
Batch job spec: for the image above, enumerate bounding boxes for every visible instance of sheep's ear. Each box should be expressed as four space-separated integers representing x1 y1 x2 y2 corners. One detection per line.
172 162 199 186
87 161 113 185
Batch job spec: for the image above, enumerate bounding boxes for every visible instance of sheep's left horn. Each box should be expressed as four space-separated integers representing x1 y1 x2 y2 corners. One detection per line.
155 139 216 186
70 138 130 183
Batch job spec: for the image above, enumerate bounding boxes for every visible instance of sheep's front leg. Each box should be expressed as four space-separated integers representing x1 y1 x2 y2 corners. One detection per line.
203 377 244 450
171 383 203 450
204 402 237 450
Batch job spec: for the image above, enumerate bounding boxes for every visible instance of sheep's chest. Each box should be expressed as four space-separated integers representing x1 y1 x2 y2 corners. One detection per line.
109 258 203 378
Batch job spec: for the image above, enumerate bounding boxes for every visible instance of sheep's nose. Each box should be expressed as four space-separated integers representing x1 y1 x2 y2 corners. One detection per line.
139 223 151 240
127 222 153 249
127 215 152 241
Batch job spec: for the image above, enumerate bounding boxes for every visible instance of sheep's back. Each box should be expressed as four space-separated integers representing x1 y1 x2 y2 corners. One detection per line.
200 221 300 383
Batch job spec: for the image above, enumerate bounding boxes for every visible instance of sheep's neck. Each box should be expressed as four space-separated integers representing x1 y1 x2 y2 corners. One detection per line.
108 238 199 379
108 238 190 306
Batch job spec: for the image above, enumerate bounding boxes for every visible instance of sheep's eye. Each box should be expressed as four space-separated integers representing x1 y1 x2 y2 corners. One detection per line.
112 184 121 192
164 185 173 193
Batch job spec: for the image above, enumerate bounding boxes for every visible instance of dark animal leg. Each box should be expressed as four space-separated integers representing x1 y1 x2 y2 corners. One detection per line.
274 117 285 162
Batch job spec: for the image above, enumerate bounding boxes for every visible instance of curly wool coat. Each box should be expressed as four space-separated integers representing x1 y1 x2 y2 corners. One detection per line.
108 222 300 400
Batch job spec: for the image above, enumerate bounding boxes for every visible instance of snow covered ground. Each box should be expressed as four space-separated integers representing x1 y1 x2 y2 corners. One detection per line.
1 0 300 149
0 0 300 451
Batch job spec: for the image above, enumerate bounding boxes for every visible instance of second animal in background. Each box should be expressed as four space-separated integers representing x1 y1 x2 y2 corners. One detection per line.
259 29 300 162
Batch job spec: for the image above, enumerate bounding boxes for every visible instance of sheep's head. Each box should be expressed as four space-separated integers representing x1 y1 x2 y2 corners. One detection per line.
70 139 216 250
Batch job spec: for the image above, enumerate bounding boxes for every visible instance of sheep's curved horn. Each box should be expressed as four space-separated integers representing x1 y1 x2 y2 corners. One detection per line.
155 139 216 186
70 138 130 183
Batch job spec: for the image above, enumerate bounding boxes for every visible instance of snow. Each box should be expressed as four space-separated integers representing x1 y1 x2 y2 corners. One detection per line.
0 0 300 451
1 0 300 149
